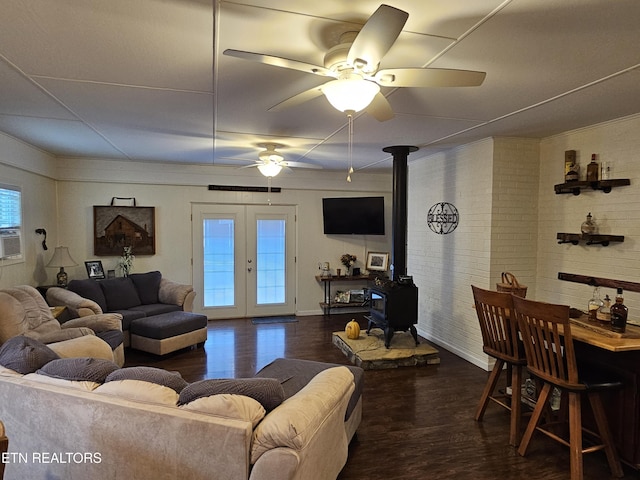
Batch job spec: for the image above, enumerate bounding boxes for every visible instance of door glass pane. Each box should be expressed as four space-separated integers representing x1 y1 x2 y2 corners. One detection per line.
203 218 235 307
256 219 285 304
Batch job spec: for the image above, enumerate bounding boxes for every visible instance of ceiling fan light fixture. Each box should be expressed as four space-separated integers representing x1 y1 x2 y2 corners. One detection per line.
322 77 380 113
257 162 283 177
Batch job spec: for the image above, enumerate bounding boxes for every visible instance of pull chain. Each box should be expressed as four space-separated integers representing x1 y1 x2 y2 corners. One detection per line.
346 111 354 182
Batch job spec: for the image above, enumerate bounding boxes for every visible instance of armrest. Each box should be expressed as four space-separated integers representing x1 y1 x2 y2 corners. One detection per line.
159 278 194 309
46 287 103 317
25 327 95 344
61 313 123 333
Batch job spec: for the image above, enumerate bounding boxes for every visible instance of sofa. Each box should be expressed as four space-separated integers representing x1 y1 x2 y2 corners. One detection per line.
0 348 364 480
0 285 124 366
46 271 208 355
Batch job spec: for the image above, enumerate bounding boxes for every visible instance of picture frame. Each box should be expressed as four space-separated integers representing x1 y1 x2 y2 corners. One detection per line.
85 260 105 279
93 205 155 256
366 251 389 271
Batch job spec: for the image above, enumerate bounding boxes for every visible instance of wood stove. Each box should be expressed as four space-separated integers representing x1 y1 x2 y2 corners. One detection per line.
366 281 419 349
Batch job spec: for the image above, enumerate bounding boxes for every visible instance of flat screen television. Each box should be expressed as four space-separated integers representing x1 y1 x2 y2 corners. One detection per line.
322 196 385 235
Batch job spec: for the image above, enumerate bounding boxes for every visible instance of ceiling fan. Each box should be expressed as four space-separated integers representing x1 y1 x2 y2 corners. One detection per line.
244 143 322 177
224 4 486 121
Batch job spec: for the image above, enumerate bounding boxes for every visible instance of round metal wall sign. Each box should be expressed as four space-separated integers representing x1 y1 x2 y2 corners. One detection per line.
427 202 459 234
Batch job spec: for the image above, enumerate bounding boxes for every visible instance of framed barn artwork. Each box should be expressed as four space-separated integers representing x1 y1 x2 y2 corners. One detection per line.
93 206 156 256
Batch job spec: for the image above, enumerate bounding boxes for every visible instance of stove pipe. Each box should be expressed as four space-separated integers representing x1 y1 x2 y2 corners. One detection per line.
382 145 419 281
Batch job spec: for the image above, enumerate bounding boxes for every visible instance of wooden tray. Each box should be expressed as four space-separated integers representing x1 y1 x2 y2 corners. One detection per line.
570 314 640 339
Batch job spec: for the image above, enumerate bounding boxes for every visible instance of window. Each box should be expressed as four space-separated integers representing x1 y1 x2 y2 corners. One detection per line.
0 183 23 260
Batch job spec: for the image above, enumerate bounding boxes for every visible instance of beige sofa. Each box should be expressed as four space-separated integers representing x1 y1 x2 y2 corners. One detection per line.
0 360 361 480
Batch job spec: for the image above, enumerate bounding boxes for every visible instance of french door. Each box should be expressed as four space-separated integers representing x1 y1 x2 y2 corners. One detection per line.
192 204 296 319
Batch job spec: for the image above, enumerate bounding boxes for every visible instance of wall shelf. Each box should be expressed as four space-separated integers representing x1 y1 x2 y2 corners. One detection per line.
554 178 630 195
556 232 624 246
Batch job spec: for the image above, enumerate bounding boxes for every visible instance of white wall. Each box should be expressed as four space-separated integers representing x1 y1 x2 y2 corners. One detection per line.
408 137 540 370
36 156 392 315
536 113 640 315
0 134 58 287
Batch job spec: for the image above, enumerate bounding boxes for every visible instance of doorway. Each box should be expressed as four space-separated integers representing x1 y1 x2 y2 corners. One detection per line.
192 204 296 319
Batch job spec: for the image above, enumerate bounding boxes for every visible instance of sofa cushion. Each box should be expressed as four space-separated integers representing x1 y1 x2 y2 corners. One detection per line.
105 366 188 393
128 303 182 317
179 378 285 412
0 336 59 374
100 277 142 311
36 357 120 383
94 379 179 406
130 271 162 304
68 279 107 313
180 394 266 428
111 309 146 331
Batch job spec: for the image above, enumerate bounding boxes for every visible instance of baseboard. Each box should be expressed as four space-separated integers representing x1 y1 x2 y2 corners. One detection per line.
415 325 491 372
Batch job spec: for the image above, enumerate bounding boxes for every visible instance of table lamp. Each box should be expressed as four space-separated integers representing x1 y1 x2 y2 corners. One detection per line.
46 246 78 287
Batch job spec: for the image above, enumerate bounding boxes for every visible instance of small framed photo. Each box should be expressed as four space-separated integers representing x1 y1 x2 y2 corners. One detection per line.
366 252 389 272
85 260 105 280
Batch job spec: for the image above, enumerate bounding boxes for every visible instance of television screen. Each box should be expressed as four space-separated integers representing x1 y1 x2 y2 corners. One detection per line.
322 196 385 235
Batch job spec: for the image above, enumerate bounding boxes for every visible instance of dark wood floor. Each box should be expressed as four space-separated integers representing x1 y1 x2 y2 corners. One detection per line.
124 313 634 480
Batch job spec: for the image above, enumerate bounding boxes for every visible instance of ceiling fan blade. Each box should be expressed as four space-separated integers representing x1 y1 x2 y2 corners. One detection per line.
374 68 487 88
347 5 408 73
268 85 325 112
283 161 322 170
366 92 394 122
238 163 260 169
223 49 333 77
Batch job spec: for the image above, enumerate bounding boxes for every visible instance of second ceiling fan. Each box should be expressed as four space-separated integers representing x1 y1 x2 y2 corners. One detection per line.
224 4 486 121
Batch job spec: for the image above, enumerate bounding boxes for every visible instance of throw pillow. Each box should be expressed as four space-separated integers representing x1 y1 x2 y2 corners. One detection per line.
105 366 188 393
36 357 120 383
99 278 142 311
129 271 162 305
179 378 285 412
67 279 108 312
180 394 266 428
0 336 59 374
24 373 100 392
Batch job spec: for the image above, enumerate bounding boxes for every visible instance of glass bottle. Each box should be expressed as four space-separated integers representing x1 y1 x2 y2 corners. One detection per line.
588 286 604 321
565 163 579 182
610 288 628 333
581 212 596 235
586 153 599 182
596 294 611 324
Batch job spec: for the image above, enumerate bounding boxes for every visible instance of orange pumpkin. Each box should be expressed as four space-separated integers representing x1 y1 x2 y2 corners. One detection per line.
345 319 361 340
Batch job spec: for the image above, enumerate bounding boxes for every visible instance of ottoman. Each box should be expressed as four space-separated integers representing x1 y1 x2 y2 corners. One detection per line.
129 311 208 355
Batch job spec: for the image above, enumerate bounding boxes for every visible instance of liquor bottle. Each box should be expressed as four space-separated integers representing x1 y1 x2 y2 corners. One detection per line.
610 288 628 333
581 212 596 235
596 294 611 324
586 154 599 182
588 286 603 321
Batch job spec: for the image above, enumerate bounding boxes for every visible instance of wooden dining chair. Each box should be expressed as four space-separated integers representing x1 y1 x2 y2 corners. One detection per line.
511 294 624 480
471 285 526 446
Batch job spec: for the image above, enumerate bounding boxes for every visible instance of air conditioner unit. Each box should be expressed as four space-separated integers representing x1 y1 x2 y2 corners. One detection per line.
0 233 22 259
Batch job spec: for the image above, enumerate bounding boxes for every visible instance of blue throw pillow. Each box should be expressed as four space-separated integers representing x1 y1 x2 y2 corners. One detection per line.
179 378 285 412
105 366 188 393
0 336 59 374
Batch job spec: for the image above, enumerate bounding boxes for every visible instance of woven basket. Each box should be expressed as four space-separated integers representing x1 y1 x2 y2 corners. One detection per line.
496 272 528 297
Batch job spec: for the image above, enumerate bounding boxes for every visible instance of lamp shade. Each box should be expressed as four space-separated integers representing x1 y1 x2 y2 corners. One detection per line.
257 162 283 177
46 246 78 268
322 77 380 113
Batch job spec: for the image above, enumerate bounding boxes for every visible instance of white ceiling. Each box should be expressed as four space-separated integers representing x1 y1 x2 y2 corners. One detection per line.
1 0 639 173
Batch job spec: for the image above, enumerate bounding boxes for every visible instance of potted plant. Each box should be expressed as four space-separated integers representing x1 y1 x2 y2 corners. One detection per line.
340 253 357 276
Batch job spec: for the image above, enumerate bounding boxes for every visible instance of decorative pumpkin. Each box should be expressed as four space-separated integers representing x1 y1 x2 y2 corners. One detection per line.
345 319 361 340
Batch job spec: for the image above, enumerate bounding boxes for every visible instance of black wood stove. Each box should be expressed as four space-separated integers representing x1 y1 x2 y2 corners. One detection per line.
365 279 418 349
